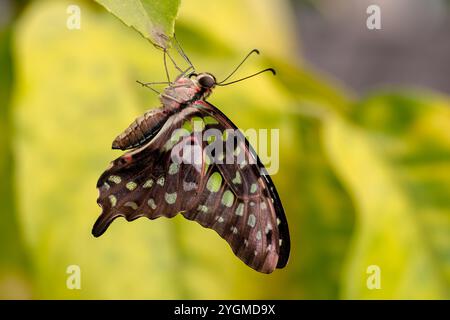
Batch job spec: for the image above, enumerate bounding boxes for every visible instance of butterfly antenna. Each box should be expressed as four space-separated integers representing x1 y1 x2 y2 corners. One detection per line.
217 68 276 86
173 34 195 71
218 49 260 84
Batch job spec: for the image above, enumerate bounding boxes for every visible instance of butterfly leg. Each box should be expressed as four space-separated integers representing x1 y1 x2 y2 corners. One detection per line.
164 49 184 75
137 64 192 94
163 50 172 83
136 80 162 95
178 65 194 78
173 34 196 71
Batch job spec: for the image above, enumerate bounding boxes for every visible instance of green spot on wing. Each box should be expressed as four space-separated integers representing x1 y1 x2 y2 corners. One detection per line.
206 172 222 193
108 195 117 207
204 116 219 125
232 172 242 184
222 130 229 142
143 179 154 188
124 201 138 210
165 192 177 204
164 128 189 151
221 190 234 207
147 198 157 209
248 214 256 228
204 155 212 173
168 163 179 175
235 203 244 216
182 120 193 133
192 117 205 132
207 135 216 144
126 181 137 191
108 175 121 184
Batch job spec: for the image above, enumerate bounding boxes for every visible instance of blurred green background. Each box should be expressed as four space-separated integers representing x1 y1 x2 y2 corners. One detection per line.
0 0 449 299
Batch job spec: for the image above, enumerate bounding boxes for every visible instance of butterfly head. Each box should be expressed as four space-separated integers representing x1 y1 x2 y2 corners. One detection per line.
193 72 217 89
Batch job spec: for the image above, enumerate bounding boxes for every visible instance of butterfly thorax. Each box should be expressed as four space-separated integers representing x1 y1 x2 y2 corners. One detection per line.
112 72 217 150
160 72 216 110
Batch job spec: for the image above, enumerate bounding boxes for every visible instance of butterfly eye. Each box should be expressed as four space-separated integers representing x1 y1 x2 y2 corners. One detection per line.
197 74 216 88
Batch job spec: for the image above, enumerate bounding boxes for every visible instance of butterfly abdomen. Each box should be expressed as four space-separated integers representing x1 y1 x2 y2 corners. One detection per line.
112 108 172 150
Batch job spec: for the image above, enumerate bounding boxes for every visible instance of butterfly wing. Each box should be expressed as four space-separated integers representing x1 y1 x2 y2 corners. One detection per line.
181 100 290 272
93 100 290 273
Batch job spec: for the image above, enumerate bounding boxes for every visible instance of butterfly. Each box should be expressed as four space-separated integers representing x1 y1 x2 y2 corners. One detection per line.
92 48 290 273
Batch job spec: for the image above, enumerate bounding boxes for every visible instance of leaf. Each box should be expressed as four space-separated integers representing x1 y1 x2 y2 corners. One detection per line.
323 93 450 299
95 0 181 48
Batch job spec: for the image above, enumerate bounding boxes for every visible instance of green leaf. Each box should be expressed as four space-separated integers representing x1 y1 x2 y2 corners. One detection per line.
95 0 181 48
323 93 450 299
